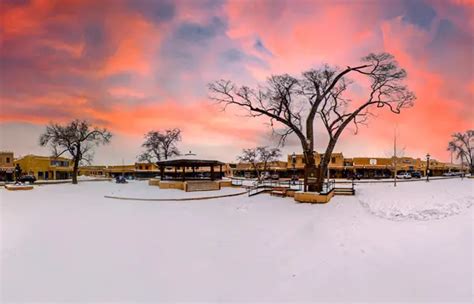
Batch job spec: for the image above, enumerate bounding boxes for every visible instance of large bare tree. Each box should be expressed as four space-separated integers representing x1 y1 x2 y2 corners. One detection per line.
447 130 473 174
315 53 415 190
39 120 112 184
138 128 181 162
237 146 281 181
209 53 415 191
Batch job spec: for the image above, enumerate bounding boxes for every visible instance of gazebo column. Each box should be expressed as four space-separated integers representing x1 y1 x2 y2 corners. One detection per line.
174 167 177 179
160 165 164 180
182 166 186 181
219 165 222 178
210 165 214 181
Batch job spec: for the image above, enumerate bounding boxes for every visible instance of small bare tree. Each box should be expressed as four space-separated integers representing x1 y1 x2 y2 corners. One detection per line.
237 146 281 181
139 128 181 162
39 120 112 184
447 130 473 174
209 52 414 192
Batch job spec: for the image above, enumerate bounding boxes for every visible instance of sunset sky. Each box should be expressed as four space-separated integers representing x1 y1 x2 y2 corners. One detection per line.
0 0 472 165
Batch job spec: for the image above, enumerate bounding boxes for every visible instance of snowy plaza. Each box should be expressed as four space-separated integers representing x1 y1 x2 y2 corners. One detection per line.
1 178 472 303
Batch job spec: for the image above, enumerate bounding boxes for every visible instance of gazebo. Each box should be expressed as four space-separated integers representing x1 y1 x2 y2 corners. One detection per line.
156 151 225 181
153 152 226 192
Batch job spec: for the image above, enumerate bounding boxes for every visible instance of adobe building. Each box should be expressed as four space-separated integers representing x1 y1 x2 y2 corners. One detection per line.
101 163 161 179
233 152 465 179
78 166 107 177
97 160 233 180
0 151 15 181
234 160 289 178
14 155 73 180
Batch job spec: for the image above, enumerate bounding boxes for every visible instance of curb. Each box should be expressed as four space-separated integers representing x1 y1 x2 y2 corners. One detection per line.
104 190 248 202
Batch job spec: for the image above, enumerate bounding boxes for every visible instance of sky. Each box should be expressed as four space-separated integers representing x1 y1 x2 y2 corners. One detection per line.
0 0 472 165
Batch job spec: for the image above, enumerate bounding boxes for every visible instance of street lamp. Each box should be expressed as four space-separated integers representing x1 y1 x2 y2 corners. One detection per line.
426 153 430 182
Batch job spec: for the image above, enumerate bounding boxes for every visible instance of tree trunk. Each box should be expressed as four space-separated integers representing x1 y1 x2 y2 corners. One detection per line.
252 163 261 182
316 141 336 192
72 157 79 184
303 150 317 192
315 138 337 192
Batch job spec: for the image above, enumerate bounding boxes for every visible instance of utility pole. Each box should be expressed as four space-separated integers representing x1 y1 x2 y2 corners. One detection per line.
426 153 430 182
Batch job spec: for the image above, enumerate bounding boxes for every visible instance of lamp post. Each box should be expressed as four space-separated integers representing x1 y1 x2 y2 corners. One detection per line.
426 153 430 182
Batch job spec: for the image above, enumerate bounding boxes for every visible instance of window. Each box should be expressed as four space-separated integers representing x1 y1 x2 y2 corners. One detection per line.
51 160 69 167
6 157 10 163
331 157 336 163
369 159 377 165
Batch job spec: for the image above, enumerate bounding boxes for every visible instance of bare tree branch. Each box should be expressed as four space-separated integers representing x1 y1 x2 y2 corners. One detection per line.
39 120 112 184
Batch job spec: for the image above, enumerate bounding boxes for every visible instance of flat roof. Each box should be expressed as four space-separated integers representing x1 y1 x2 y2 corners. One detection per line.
156 158 225 167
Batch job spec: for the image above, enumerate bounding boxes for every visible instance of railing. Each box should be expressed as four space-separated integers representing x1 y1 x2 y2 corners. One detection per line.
321 179 336 194
248 184 271 196
231 178 243 186
234 177 338 197
258 179 304 191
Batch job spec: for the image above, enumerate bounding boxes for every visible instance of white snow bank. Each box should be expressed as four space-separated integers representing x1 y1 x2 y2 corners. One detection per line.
357 178 473 221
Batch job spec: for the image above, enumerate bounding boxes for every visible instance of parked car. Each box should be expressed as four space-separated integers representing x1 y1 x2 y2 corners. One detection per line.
396 172 412 179
411 172 422 178
271 174 279 180
442 172 454 176
350 173 362 180
115 175 128 184
17 175 36 184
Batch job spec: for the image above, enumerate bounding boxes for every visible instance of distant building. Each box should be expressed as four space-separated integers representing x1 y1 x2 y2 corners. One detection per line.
14 155 73 180
78 166 107 177
93 161 233 179
232 152 465 179
0 151 15 181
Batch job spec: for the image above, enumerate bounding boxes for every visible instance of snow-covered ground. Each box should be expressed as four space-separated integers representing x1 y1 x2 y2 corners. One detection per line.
358 179 473 221
107 180 246 200
1 179 472 303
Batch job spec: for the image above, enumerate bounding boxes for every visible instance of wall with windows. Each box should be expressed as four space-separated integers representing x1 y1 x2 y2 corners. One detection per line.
14 155 73 180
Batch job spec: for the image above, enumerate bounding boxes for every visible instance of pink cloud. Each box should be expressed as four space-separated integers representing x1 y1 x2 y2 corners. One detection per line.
0 0 472 163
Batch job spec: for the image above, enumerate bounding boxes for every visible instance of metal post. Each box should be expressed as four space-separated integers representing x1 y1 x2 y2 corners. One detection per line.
426 153 430 182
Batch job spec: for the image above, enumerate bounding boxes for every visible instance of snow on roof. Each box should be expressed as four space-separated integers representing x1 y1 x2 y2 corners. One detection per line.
157 151 224 166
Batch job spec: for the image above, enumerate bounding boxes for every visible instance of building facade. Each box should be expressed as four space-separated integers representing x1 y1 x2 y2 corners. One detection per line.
15 155 73 180
78 166 107 177
233 152 464 179
94 162 233 179
0 151 15 181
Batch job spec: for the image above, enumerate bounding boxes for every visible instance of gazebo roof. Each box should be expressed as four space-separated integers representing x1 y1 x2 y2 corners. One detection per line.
156 151 224 167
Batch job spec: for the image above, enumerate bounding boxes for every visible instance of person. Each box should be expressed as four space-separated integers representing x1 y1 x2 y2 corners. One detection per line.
14 164 22 183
